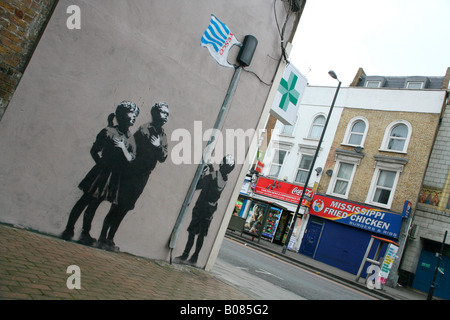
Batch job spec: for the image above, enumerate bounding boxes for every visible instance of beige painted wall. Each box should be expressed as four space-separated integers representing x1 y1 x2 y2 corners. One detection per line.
0 0 299 267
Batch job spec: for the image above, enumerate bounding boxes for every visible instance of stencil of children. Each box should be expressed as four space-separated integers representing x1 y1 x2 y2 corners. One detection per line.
61 101 140 246
176 154 235 265
97 102 169 251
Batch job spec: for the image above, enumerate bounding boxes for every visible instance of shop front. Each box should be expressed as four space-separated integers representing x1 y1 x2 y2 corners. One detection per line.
300 193 403 277
229 176 312 246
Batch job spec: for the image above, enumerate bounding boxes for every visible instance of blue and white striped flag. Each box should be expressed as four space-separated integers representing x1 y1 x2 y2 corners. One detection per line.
201 15 241 68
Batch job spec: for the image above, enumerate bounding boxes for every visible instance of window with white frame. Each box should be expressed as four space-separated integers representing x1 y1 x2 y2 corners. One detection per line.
309 115 326 139
388 124 408 150
380 121 412 153
343 117 368 147
268 150 287 178
295 154 313 184
406 81 424 89
282 123 295 135
332 162 355 196
366 156 407 209
327 149 362 199
365 80 381 88
281 116 297 136
371 169 397 205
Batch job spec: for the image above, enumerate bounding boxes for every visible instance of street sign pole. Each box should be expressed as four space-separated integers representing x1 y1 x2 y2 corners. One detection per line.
168 66 243 262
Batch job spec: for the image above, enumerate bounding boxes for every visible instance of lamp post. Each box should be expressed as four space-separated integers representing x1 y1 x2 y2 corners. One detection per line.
282 71 342 254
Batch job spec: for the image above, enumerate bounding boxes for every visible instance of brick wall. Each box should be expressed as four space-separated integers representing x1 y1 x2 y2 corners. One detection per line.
401 102 450 274
0 0 58 121
418 106 450 211
422 106 450 190
318 107 440 214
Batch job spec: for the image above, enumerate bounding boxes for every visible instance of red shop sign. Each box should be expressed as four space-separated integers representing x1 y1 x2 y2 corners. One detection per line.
254 177 313 205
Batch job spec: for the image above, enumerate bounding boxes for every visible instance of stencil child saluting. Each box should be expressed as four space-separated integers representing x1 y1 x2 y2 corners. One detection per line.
176 154 235 265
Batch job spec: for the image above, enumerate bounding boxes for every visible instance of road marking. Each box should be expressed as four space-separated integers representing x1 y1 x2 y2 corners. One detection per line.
255 268 284 280
227 237 379 300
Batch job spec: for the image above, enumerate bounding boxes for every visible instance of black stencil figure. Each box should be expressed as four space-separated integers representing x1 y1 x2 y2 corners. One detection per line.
61 101 140 245
97 102 169 251
177 154 235 265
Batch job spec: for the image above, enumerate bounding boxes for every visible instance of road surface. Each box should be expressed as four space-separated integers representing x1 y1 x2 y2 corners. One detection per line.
212 238 378 300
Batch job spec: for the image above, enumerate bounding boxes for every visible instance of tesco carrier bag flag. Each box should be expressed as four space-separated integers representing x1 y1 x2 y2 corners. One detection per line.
201 15 241 68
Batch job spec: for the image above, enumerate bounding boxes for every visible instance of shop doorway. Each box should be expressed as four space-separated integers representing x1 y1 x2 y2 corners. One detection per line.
413 246 450 300
273 211 293 245
299 218 324 258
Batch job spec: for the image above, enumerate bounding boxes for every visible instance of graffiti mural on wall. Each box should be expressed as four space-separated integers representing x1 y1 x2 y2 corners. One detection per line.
175 154 235 265
419 187 450 210
61 101 169 251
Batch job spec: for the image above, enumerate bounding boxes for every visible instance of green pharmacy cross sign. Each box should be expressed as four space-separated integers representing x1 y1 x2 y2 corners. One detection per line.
278 72 300 111
270 63 306 125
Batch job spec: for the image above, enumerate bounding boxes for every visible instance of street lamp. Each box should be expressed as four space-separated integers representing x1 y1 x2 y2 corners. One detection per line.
282 71 342 254
328 70 339 80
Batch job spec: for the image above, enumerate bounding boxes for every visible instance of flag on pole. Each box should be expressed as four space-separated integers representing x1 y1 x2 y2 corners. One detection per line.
201 15 241 68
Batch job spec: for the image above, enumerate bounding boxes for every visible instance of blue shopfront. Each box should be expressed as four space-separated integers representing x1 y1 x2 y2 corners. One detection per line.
299 194 403 277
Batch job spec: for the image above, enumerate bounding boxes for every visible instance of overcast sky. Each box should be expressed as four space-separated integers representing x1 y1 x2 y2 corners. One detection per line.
290 0 450 87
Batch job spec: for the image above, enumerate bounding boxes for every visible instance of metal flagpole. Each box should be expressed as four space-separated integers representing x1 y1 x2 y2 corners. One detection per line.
168 66 243 262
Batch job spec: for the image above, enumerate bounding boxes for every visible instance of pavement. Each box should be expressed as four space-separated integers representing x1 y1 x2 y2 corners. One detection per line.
0 223 251 301
0 223 433 301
